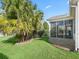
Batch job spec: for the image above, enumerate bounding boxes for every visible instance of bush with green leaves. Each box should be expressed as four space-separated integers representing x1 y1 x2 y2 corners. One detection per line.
43 21 49 36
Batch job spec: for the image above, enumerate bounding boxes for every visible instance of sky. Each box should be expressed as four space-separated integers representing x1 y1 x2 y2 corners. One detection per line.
32 0 69 20
0 0 69 20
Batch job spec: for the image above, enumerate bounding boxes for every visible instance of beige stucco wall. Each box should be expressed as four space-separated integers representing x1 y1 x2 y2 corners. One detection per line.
69 0 76 18
70 7 75 18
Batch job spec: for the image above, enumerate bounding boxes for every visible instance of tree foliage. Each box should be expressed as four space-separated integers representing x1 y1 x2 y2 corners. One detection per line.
43 21 49 36
1 0 44 42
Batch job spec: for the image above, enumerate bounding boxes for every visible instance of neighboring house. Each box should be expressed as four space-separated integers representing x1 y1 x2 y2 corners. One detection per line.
48 0 79 51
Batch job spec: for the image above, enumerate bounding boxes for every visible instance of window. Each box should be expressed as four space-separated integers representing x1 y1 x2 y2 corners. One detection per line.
57 21 65 38
50 20 73 39
65 20 73 38
51 22 56 37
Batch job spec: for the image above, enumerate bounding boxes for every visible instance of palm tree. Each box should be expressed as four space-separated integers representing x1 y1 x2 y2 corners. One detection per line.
2 0 44 42
32 10 43 37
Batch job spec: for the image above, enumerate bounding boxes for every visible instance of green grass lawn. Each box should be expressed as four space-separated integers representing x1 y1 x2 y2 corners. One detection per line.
0 36 79 59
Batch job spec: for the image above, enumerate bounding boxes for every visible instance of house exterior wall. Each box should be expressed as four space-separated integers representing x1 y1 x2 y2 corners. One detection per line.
70 7 75 18
49 37 75 50
48 0 79 51
75 1 79 51
69 0 75 18
49 19 75 50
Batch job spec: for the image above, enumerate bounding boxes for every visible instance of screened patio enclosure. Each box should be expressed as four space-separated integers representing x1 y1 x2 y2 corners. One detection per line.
47 0 79 51
48 15 75 50
51 18 73 39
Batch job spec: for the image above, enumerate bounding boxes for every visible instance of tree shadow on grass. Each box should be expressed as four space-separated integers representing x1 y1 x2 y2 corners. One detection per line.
0 53 8 59
38 37 49 43
2 36 18 44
